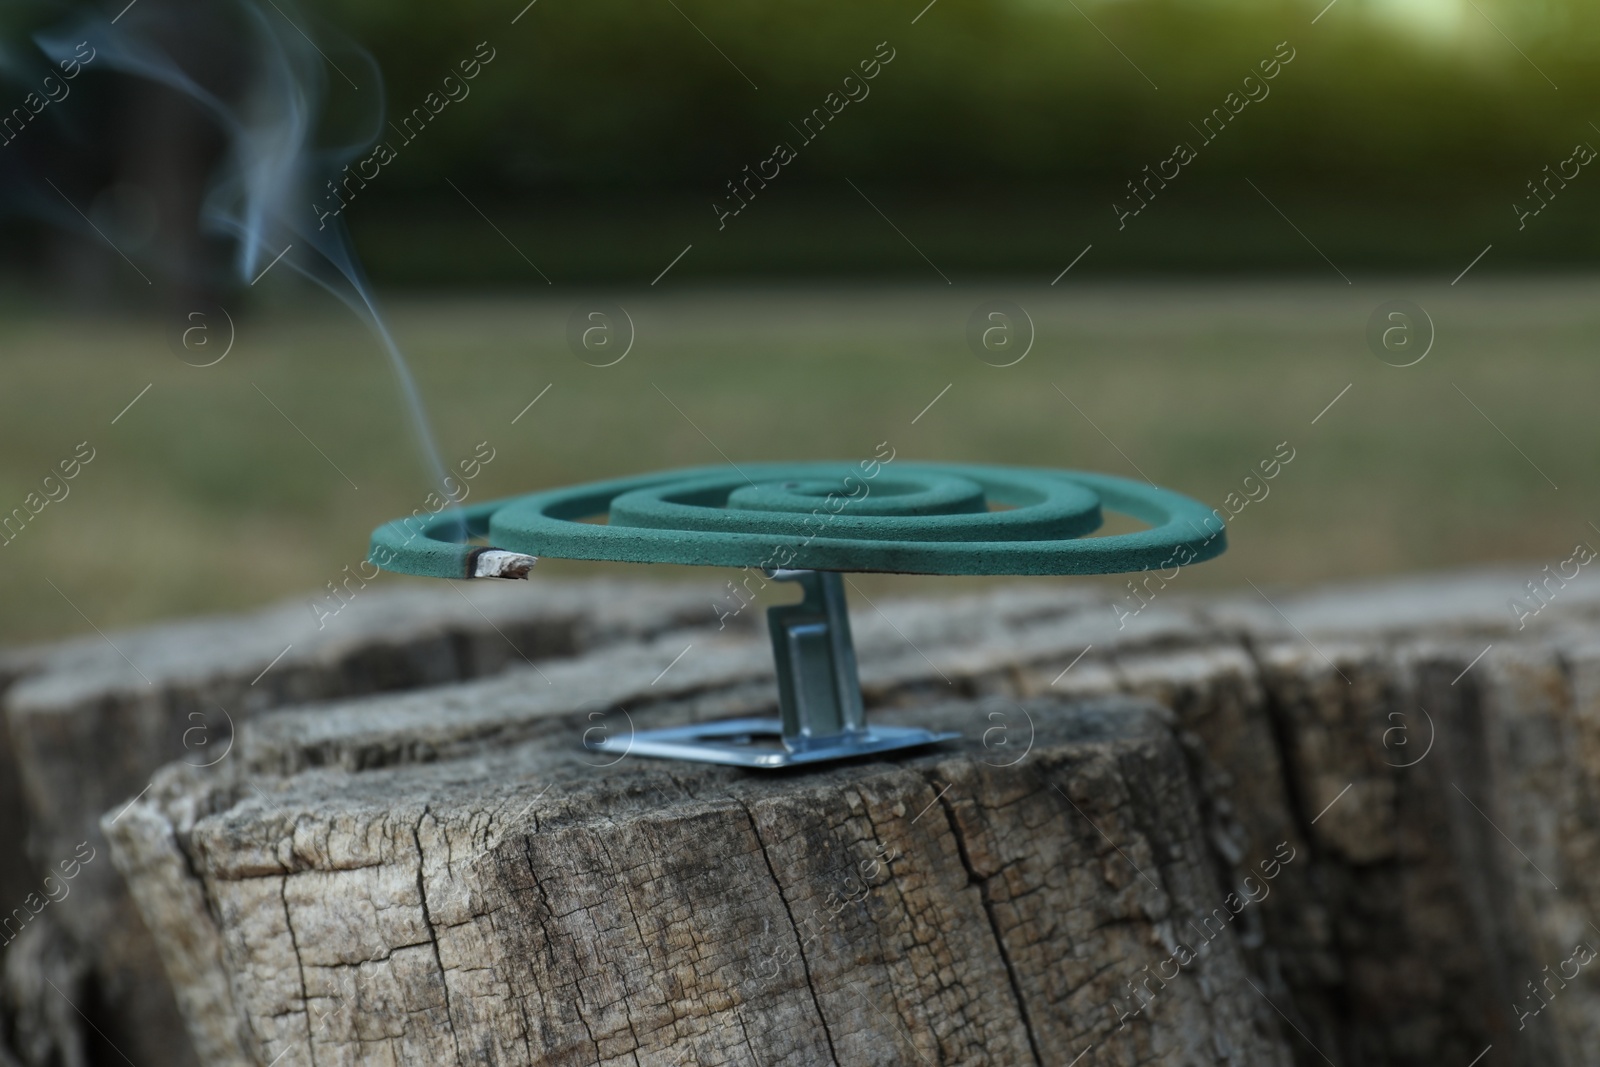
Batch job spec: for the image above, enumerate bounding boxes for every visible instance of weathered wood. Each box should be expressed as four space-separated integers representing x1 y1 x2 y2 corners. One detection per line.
115 696 1296 1067
1 918 88 1067
1 579 736 1067
91 587 1145 1067
0 645 49 965
1209 572 1600 1066
21 566 1600 1066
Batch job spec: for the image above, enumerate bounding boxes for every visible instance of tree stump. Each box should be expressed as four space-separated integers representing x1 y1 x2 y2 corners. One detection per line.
10 568 1600 1066
113 691 1295 1067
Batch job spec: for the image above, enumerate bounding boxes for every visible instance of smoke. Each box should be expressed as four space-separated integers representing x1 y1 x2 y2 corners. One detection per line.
25 0 462 533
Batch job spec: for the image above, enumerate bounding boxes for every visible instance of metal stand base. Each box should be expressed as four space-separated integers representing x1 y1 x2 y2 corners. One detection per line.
585 569 958 768
595 717 959 769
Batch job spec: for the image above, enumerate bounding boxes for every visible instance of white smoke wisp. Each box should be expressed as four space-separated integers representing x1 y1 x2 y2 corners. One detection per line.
36 1 463 535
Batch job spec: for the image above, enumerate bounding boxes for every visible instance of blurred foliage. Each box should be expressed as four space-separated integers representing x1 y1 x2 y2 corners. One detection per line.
4 0 1600 278
326 0 1600 276
286 0 1600 190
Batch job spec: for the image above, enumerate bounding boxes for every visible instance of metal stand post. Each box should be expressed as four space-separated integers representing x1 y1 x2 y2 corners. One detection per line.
586 569 958 768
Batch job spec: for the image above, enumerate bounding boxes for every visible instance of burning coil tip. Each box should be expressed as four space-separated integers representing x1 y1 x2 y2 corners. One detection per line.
471 549 538 580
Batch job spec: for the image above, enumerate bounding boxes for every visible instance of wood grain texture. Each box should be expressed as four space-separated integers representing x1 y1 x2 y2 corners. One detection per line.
120 699 1294 1067
2 579 735 1067
19 566 1600 1066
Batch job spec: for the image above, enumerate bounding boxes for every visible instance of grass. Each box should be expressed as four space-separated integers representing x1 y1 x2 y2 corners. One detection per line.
0 275 1593 644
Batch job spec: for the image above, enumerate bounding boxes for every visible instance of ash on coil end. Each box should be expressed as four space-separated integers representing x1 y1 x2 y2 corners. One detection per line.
471 549 538 580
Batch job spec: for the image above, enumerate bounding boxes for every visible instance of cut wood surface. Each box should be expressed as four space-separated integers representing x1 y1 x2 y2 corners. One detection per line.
123 696 1297 1067
8 567 1600 1065
2 578 731 1067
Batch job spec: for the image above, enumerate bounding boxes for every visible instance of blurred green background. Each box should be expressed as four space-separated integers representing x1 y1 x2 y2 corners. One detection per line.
338 0 1600 280
6 0 1600 281
0 0 1594 641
